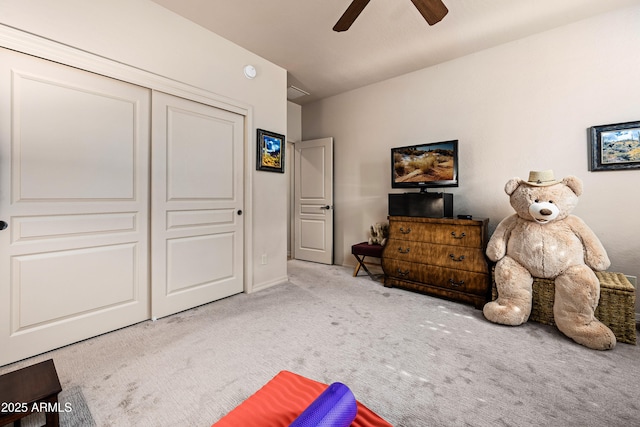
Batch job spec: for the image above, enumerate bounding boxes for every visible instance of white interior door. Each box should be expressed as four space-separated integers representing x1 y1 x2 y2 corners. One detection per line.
294 137 334 264
151 92 244 319
0 48 150 366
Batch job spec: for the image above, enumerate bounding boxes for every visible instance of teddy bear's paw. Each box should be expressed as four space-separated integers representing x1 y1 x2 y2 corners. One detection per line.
483 300 530 326
558 320 617 350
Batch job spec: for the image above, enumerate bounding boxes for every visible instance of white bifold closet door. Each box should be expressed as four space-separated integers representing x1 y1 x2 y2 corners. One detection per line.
0 47 151 366
0 48 245 366
150 92 244 319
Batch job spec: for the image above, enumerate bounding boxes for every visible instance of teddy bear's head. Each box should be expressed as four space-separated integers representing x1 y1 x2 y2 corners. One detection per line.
504 171 582 224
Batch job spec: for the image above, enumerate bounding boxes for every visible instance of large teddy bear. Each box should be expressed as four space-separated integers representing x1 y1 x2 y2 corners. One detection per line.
483 170 616 350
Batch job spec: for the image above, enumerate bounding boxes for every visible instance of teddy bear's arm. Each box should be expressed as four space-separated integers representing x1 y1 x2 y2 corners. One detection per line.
485 214 518 262
566 215 611 271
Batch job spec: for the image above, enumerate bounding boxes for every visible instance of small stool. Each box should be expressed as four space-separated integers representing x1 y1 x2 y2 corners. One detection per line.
351 242 384 280
0 359 62 427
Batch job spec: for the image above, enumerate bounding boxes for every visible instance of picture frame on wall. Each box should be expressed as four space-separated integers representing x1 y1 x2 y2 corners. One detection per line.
588 121 640 171
256 128 285 173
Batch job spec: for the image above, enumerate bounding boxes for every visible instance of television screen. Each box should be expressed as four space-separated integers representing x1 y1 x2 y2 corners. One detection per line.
391 140 458 190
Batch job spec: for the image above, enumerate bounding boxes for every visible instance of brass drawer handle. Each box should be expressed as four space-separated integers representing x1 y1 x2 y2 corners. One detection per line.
399 227 411 234
449 278 464 287
451 231 466 239
449 254 465 262
398 247 410 254
397 269 410 277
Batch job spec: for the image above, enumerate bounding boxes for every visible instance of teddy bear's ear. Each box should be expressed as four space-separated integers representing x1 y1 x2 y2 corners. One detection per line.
504 178 523 196
562 176 583 196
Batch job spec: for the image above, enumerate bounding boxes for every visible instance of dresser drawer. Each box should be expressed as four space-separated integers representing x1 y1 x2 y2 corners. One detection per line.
382 258 490 295
383 216 491 308
388 221 483 248
384 239 489 274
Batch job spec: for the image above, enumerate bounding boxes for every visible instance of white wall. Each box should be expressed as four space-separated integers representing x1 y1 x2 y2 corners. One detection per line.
286 102 302 257
302 6 640 309
0 0 289 291
287 101 303 143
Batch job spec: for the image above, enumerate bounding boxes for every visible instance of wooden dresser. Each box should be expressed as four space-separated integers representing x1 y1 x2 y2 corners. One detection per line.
382 216 491 309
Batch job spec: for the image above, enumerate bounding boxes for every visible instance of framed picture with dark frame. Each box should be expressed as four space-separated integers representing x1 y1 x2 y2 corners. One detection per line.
588 121 640 171
256 128 285 173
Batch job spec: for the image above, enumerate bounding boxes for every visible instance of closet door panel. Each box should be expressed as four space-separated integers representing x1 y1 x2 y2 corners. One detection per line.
16 76 135 199
0 47 150 366
151 91 244 319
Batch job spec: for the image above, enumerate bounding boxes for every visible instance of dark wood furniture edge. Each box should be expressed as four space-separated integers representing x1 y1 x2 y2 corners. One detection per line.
0 359 62 427
384 276 487 309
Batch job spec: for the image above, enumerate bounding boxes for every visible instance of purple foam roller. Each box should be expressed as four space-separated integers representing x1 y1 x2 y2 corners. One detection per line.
289 382 358 427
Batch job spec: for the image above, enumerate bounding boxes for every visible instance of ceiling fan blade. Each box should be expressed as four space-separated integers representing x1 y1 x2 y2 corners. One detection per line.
410 0 448 26
333 0 371 32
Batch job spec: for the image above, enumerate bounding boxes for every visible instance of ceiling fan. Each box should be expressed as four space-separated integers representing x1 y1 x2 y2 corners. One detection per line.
333 0 448 32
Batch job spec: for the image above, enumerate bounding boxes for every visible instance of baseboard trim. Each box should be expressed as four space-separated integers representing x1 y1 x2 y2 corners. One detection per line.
250 275 288 294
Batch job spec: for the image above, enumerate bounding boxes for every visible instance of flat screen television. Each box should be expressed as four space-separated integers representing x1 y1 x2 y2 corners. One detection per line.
391 140 458 192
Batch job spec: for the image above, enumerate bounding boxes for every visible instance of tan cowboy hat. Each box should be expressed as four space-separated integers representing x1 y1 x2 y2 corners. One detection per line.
525 170 560 187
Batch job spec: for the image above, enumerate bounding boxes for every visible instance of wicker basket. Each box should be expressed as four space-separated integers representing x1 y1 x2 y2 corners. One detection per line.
491 269 636 345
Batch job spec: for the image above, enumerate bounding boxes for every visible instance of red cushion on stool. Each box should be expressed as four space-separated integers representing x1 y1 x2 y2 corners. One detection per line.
351 242 384 258
212 371 392 427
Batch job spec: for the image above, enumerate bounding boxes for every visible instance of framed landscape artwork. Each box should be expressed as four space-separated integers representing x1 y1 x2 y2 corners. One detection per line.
588 121 640 171
256 129 285 173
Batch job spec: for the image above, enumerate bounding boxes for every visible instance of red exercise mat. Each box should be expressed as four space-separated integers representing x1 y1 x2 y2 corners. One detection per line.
212 371 392 427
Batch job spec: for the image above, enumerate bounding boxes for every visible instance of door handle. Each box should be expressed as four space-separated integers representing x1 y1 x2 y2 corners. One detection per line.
320 205 332 210
237 210 243 215
0 221 7 230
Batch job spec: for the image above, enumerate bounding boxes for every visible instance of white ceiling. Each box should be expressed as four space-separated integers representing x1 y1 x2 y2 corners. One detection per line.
151 0 640 105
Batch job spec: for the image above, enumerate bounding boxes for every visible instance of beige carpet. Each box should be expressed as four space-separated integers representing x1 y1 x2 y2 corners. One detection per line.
1 259 639 426
16 386 95 427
